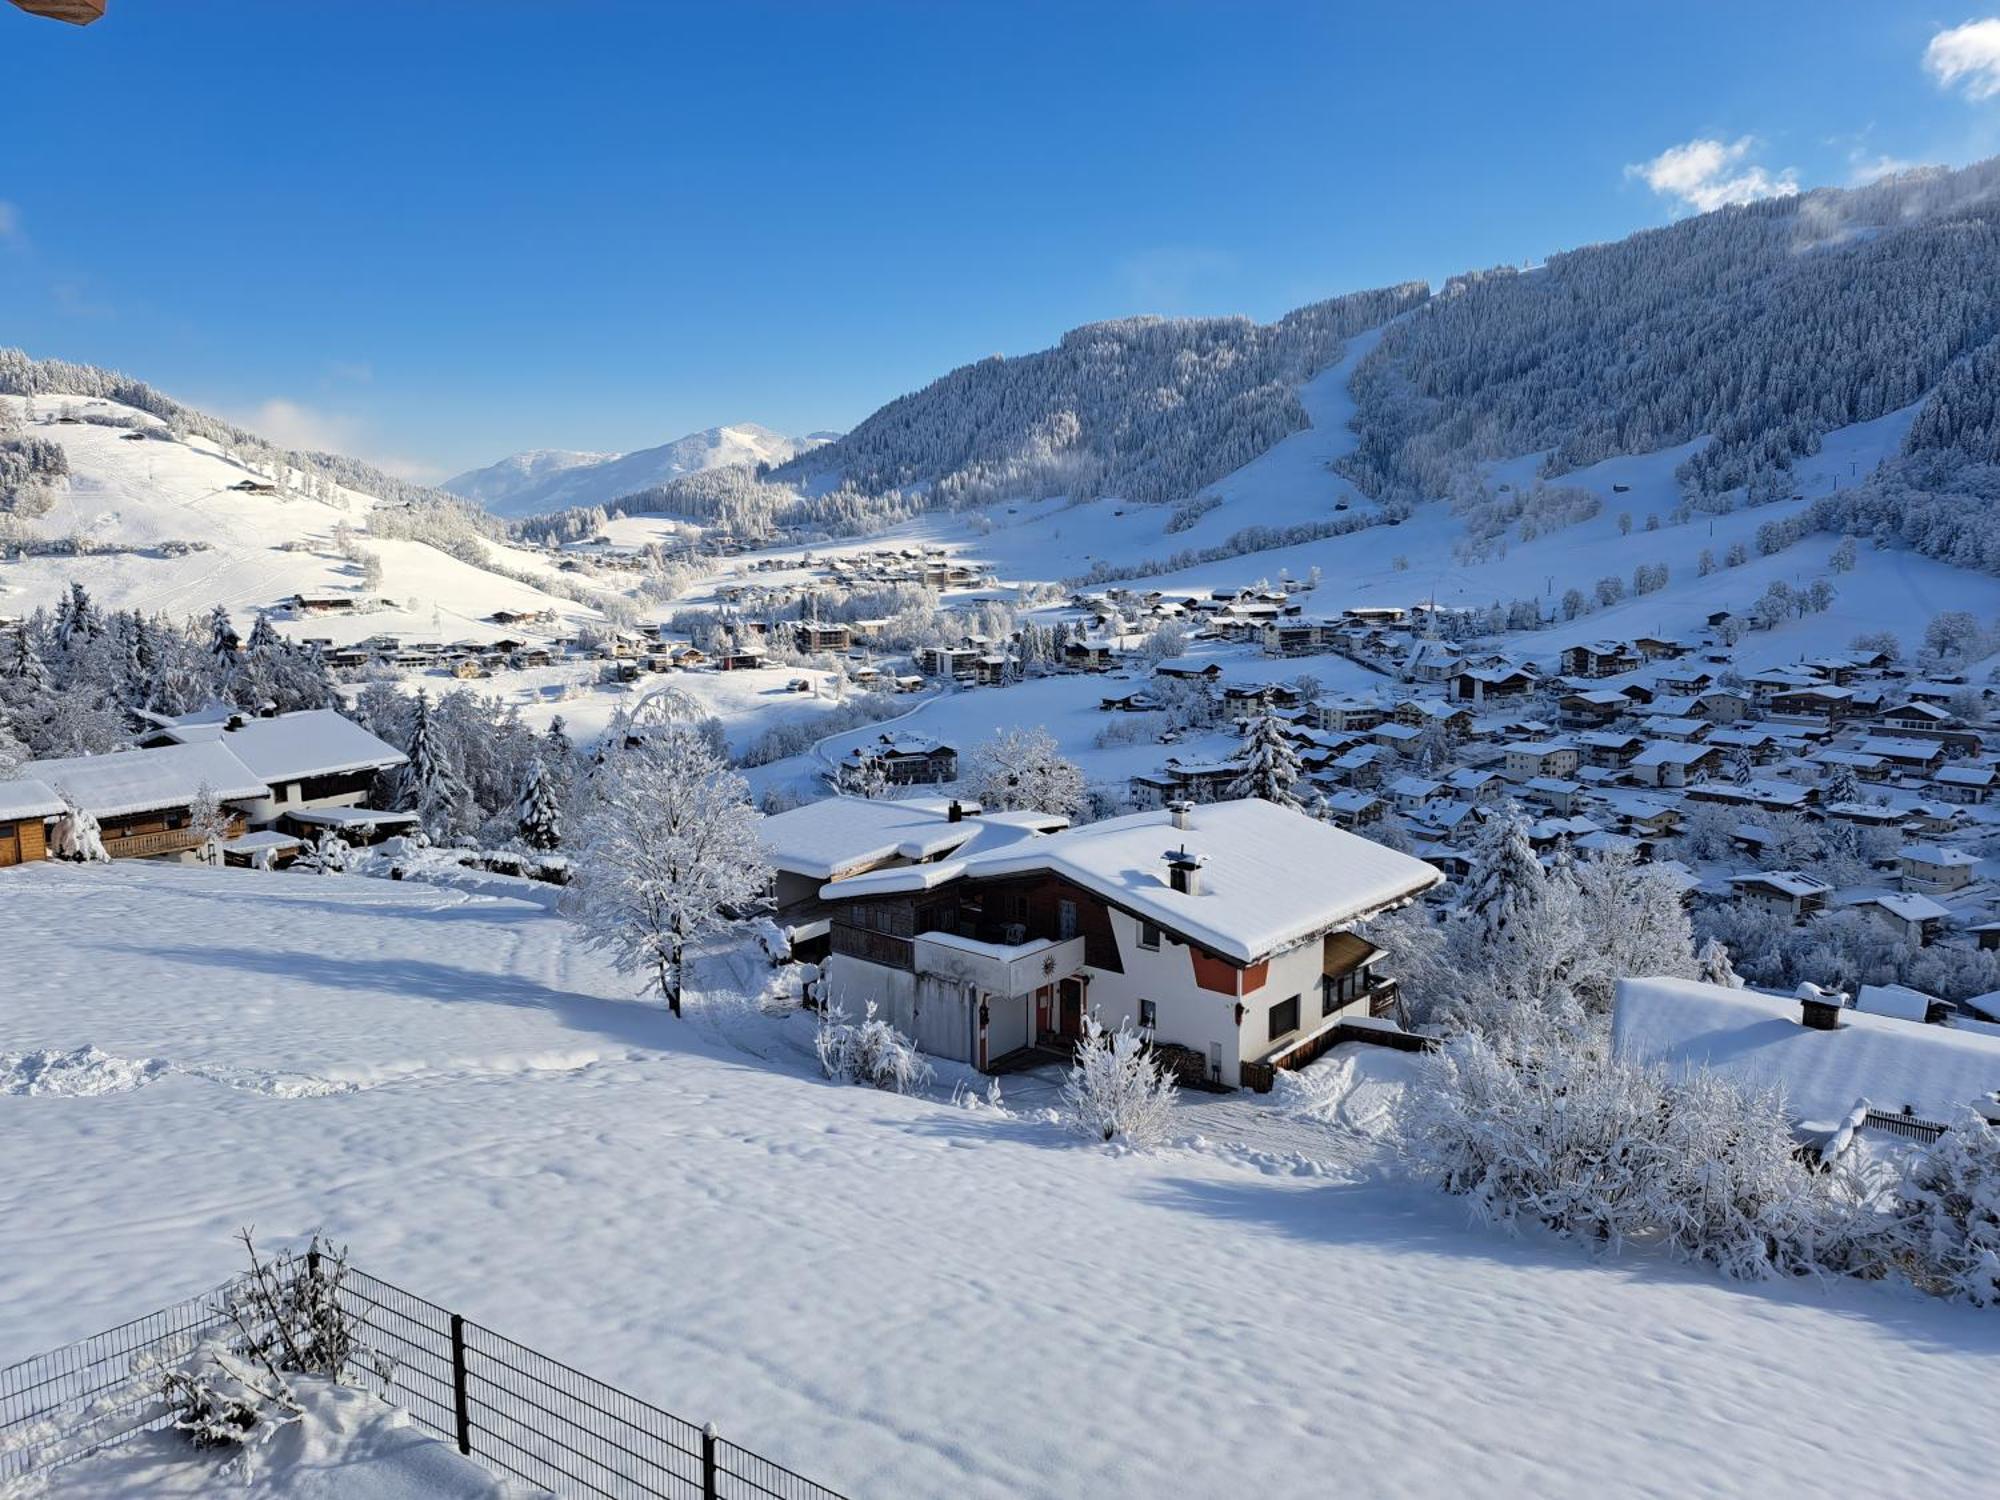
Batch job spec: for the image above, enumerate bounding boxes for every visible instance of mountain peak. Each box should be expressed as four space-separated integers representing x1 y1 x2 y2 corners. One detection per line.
444 423 833 518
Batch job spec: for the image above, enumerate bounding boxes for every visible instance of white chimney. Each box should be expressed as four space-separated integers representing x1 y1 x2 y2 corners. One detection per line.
1166 798 1195 831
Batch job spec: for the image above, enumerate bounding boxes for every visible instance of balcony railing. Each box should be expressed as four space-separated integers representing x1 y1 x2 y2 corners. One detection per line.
103 827 209 860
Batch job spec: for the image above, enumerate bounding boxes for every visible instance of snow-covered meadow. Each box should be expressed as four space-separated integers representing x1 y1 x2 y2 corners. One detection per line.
4 861 1997 1499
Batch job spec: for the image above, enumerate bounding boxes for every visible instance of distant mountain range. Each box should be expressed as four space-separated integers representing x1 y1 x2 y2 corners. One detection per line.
445 424 837 518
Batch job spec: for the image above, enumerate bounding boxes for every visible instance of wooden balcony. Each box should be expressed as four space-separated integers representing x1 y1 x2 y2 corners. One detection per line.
103 827 206 860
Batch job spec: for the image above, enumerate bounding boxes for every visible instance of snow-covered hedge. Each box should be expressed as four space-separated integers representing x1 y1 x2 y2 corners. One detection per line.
815 1003 932 1094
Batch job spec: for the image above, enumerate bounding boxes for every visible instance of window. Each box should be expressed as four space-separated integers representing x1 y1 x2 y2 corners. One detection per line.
1137 919 1161 951
1139 999 1157 1030
1057 899 1078 940
1268 994 1300 1041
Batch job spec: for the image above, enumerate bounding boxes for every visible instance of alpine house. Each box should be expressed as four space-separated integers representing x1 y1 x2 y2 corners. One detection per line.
815 797 1441 1088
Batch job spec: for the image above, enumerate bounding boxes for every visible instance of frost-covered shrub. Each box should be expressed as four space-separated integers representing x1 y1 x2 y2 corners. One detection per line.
1887 1111 2000 1305
1649 1069 1832 1280
158 1340 300 1450
815 1002 932 1094
49 798 107 862
1407 1025 1854 1280
1402 1024 1662 1248
1060 1017 1178 1148
158 1230 378 1451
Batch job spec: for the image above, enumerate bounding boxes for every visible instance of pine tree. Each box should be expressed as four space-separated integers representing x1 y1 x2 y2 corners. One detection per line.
400 689 470 839
1696 936 1742 988
515 760 563 851
562 717 771 1015
1226 705 1303 808
4 629 50 688
247 611 280 651
207 604 240 661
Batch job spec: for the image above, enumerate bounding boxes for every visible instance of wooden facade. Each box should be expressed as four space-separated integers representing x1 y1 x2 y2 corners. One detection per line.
0 817 48 867
97 808 246 860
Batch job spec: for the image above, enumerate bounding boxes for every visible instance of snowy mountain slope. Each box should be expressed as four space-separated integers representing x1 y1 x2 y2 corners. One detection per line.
0 394 609 644
446 423 832 519
1341 160 2000 506
771 284 1429 509
6 861 1998 1500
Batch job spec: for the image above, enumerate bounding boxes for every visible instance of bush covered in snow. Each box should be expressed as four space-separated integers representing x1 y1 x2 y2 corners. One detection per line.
1885 1108 2000 1305
1060 1017 1179 1148
1403 1023 1842 1279
815 1002 933 1094
158 1230 380 1452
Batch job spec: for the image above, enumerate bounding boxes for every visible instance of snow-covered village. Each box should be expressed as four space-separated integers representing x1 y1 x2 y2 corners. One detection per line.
7 5 2000 1498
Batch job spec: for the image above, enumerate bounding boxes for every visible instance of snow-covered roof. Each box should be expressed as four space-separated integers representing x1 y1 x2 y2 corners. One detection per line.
161 710 407 782
825 798 1441 964
1901 844 1978 868
1854 984 1938 1023
1730 871 1830 898
1935 766 1996 787
21 742 268 819
286 807 420 828
0 778 66 822
1613 976 2000 1127
1632 742 1712 767
1851 892 1951 923
761 797 1051 881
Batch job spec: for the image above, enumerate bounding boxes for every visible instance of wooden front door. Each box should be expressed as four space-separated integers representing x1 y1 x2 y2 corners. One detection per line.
1035 984 1053 1039
1058 978 1084 1039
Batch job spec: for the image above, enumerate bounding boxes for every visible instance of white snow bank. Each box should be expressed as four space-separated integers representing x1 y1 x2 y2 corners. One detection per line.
22 1381 525 1499
0 1046 169 1098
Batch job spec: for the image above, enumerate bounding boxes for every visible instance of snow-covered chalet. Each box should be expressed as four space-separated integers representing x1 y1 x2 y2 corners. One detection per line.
812 797 1441 1089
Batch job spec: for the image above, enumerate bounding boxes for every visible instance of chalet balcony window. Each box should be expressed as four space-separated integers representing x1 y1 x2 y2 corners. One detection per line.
1057 899 1078 941
1268 994 1300 1041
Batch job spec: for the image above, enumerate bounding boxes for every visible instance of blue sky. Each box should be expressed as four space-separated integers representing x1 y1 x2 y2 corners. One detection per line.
4 2 1998 480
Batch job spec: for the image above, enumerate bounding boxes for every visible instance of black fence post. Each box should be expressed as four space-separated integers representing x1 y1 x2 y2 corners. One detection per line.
449 1313 472 1456
702 1421 719 1500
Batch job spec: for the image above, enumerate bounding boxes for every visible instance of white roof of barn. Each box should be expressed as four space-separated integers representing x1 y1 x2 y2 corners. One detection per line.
22 742 268 819
1613 976 2000 1127
1854 984 1938 1023
160 710 407 782
0 777 66 822
826 798 1441 964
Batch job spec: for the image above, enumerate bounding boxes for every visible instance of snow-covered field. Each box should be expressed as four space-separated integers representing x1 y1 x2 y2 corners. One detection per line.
4 862 1997 1500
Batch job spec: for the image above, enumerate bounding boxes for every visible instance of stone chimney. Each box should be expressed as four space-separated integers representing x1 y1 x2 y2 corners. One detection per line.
1163 845 1205 896
1166 798 1195 832
1796 982 1847 1031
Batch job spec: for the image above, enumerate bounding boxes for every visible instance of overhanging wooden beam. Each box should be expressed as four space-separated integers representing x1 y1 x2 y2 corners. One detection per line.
8 0 106 24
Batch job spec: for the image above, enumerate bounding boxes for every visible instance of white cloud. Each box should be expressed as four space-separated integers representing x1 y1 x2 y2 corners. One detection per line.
0 200 23 245
1627 137 1799 213
229 397 442 483
1847 150 1923 185
1925 18 2000 100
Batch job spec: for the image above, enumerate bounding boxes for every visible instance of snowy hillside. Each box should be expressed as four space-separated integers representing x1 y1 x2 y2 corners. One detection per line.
5 861 1997 1500
0 391 611 647
446 423 832 518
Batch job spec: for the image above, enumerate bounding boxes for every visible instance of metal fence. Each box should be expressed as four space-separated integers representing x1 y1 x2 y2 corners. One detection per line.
1 1263 850 1500
0 1276 248 1481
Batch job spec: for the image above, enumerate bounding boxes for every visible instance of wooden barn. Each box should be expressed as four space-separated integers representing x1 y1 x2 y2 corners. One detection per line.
0 779 64 867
